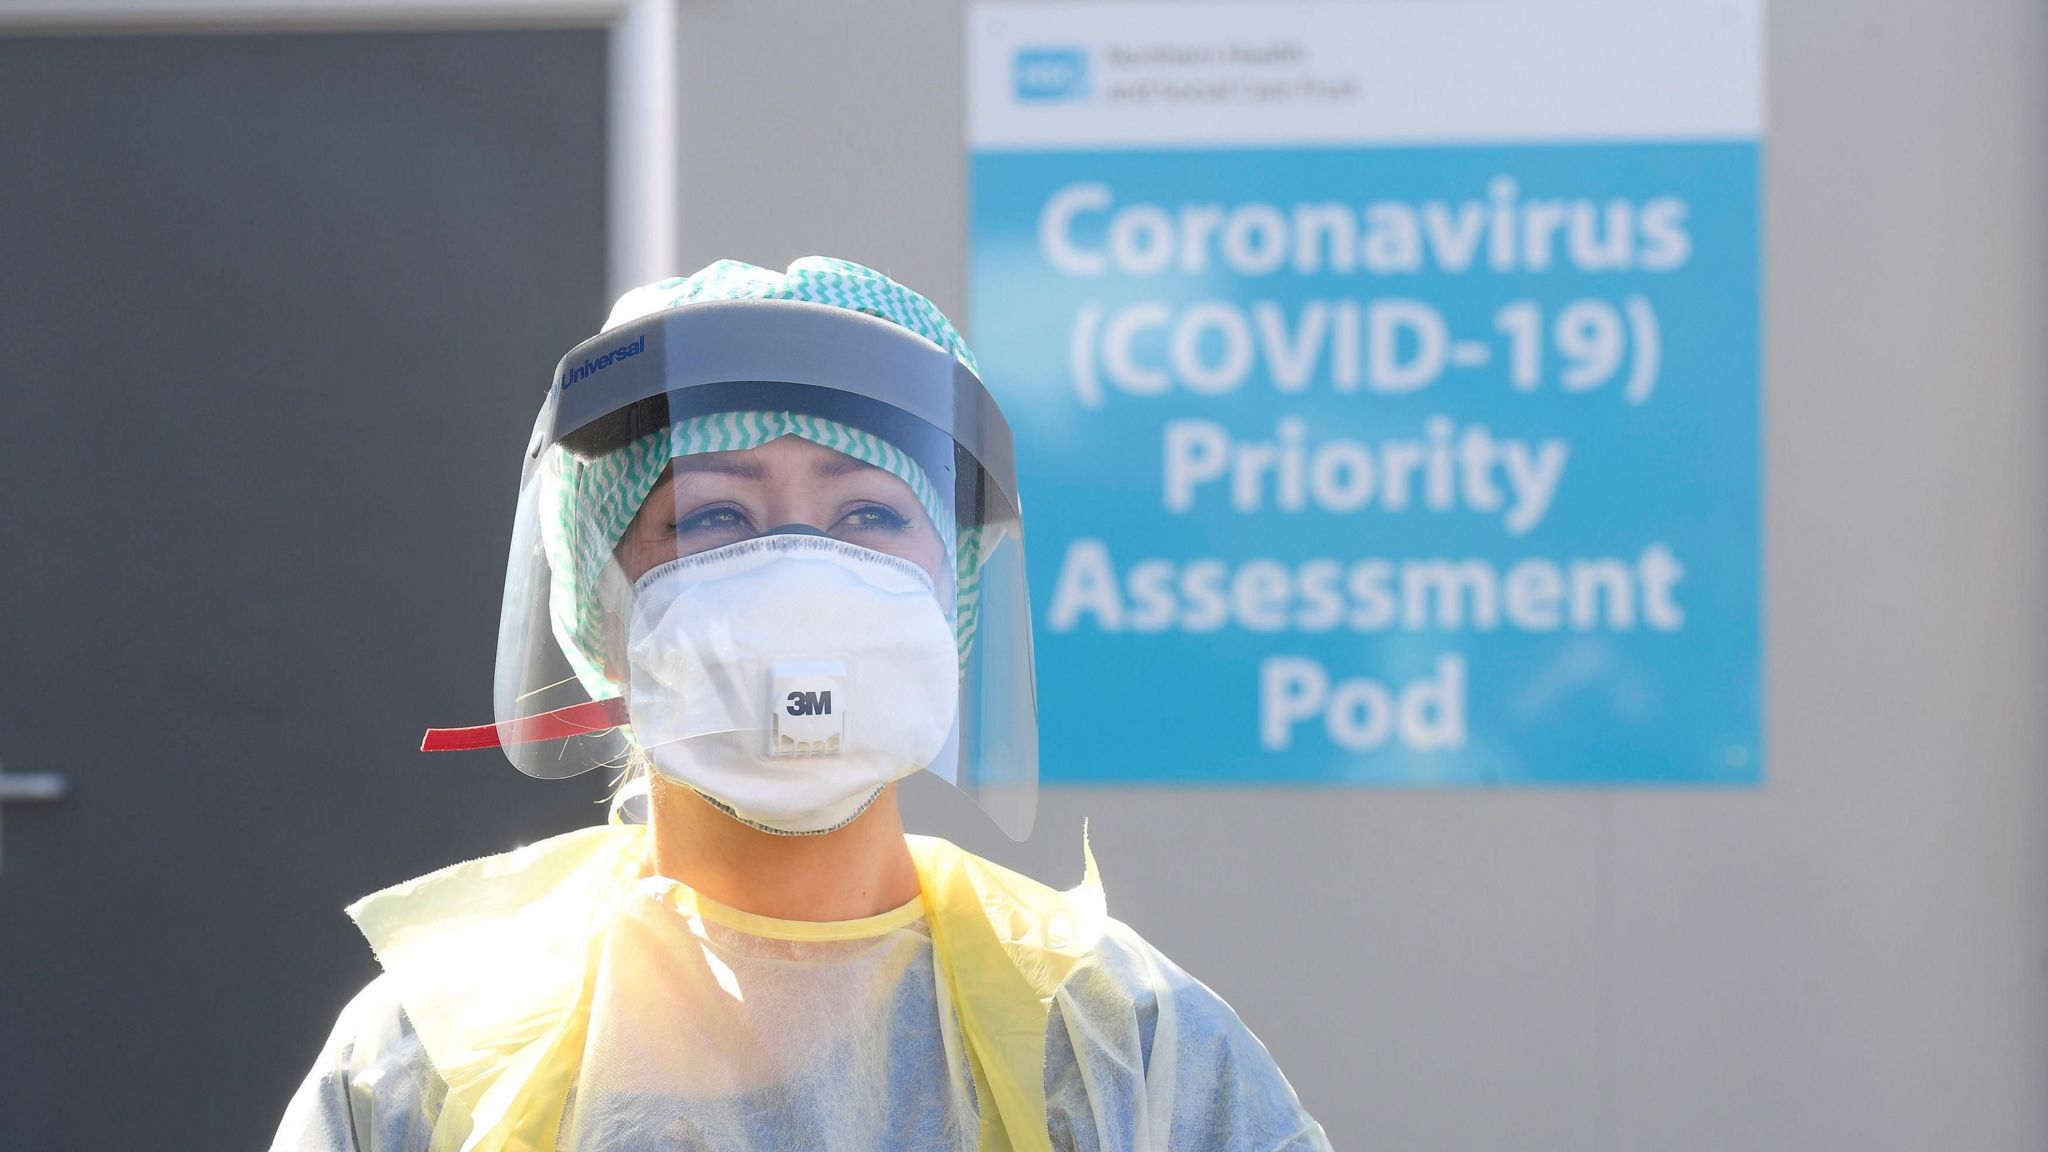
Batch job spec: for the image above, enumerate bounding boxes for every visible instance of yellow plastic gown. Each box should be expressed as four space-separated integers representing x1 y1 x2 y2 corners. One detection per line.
271 825 1330 1151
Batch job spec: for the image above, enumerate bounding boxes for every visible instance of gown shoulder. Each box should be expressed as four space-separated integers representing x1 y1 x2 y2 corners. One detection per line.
270 975 444 1152
1044 920 1333 1152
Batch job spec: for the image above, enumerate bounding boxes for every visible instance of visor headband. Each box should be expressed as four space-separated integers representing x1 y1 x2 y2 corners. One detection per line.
541 298 1018 510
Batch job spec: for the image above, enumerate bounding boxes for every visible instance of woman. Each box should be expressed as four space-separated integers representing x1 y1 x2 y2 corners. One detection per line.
272 257 1330 1151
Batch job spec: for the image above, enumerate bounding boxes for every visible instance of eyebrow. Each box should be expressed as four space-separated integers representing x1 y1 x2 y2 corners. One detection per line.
669 456 765 481
816 454 883 478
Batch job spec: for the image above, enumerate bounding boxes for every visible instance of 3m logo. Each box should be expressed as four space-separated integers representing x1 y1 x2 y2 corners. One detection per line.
770 663 844 757
1014 47 1089 102
786 690 833 717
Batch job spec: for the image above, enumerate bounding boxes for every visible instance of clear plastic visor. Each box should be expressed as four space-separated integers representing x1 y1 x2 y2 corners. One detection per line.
494 382 1037 840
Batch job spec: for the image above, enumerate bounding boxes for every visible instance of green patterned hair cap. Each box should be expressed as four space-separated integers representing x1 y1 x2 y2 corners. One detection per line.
539 257 988 697
604 256 978 375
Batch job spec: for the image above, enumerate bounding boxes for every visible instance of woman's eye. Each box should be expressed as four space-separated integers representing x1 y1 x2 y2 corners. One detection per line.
843 503 911 531
673 505 746 534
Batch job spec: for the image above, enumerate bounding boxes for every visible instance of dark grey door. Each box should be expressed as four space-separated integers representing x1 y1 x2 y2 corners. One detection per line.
0 31 613 1150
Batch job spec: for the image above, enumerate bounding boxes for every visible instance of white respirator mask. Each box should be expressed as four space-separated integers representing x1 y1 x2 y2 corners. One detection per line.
621 532 961 835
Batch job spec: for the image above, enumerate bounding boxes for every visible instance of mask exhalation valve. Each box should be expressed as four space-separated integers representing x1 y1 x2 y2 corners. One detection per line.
769 661 847 758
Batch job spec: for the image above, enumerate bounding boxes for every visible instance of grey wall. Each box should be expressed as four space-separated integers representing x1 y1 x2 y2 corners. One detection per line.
668 2 2048 1148
0 29 613 1149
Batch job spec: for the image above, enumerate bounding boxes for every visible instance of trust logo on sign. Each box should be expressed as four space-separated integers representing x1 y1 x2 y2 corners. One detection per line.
1014 47 1089 102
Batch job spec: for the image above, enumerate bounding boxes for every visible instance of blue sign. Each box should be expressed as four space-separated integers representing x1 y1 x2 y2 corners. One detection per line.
968 2 1763 787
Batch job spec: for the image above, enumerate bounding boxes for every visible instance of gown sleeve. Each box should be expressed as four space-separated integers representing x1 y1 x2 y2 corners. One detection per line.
269 975 445 1152
1044 921 1332 1152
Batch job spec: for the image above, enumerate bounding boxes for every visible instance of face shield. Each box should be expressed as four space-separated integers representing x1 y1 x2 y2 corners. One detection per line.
467 297 1036 840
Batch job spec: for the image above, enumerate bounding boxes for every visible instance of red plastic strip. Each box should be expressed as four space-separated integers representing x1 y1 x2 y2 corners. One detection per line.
420 697 629 752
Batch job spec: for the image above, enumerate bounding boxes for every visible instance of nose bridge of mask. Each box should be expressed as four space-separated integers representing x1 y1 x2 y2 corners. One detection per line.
754 524 956 616
629 531 939 613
